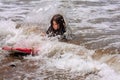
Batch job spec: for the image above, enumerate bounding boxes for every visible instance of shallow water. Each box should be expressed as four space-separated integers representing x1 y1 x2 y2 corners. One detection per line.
0 0 120 80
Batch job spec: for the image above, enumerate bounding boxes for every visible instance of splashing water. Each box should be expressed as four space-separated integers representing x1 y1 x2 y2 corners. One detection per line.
0 0 120 80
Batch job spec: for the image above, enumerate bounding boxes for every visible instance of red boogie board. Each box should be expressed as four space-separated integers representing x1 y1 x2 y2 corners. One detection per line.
2 46 38 55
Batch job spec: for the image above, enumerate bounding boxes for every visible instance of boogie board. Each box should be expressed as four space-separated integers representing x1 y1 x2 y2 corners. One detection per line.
2 46 38 55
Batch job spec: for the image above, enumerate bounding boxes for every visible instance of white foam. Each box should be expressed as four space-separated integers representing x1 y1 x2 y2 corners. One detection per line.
98 64 120 80
47 53 96 73
30 41 120 80
25 0 62 24
0 20 17 35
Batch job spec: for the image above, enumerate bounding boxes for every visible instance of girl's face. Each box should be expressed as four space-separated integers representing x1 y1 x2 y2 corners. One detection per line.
53 21 59 30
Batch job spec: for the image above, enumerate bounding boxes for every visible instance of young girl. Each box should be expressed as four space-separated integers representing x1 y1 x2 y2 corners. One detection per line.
46 14 66 37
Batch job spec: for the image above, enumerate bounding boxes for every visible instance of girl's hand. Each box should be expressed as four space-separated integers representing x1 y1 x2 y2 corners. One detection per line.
40 32 46 36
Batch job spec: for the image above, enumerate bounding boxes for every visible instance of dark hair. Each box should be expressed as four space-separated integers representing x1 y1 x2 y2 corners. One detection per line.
50 14 65 27
50 14 66 34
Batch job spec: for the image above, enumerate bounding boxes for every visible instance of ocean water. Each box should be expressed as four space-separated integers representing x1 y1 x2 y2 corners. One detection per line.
0 0 120 80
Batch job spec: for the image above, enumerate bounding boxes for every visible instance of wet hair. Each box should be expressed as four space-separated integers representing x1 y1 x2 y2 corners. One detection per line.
47 14 66 36
50 14 66 28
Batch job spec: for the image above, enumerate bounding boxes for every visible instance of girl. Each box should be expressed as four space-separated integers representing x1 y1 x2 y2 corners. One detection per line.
46 14 66 37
